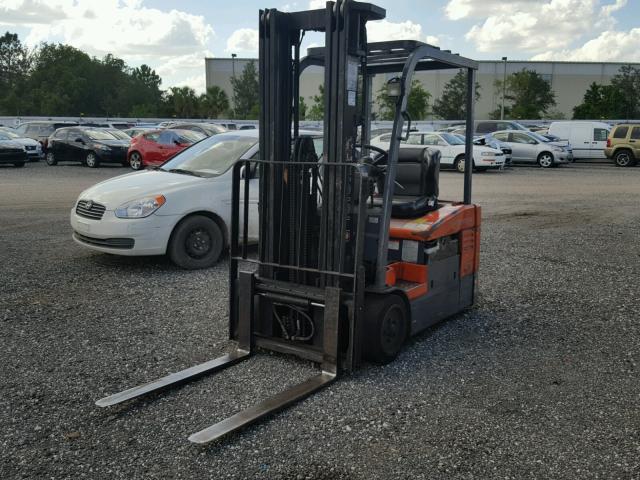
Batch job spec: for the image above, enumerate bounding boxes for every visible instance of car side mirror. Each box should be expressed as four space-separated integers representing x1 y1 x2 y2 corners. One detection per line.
240 165 247 179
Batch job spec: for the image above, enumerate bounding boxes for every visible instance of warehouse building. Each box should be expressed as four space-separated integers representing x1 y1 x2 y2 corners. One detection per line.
206 56 639 120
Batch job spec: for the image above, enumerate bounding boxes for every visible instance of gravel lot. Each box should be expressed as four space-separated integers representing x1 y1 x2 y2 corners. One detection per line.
1 161 639 479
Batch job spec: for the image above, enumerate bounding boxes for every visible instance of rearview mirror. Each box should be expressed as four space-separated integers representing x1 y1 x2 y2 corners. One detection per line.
240 165 247 179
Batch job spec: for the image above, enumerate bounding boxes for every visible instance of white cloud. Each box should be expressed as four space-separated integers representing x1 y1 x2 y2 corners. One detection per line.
0 0 215 92
367 19 432 43
308 0 326 9
532 28 640 62
449 0 627 53
226 28 259 56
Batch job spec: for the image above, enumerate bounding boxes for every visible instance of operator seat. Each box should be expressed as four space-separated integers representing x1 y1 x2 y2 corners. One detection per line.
381 147 440 218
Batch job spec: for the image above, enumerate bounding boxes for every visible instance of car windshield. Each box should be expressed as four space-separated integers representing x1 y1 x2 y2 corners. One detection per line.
86 129 117 140
107 130 130 140
161 134 257 177
441 133 465 145
0 131 18 140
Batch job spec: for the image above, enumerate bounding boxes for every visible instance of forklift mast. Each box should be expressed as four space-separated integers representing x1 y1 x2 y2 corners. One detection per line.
96 0 481 445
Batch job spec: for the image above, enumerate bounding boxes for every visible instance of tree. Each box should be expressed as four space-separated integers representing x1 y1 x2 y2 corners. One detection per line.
432 70 480 120
164 86 199 118
0 32 32 114
199 86 229 118
231 61 259 119
307 85 324 120
298 96 308 120
609 65 640 118
491 69 556 119
572 82 625 119
376 79 431 121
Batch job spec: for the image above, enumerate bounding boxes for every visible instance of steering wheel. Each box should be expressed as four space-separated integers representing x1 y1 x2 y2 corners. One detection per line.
362 144 388 166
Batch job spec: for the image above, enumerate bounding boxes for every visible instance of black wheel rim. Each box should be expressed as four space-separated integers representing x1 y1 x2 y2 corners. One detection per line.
380 305 404 354
185 228 212 259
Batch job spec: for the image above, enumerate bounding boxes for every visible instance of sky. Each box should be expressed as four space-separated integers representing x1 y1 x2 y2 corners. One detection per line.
0 0 638 92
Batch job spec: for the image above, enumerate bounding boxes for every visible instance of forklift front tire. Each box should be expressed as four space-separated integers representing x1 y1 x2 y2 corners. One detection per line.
363 294 408 364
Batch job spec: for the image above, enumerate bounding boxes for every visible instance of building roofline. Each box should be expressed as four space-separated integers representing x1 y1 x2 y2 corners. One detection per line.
205 56 640 66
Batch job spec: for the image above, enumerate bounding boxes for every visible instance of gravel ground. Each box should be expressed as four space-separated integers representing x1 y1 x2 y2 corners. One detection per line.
1 161 639 479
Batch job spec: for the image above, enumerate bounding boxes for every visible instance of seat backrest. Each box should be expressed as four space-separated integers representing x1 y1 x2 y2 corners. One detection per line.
394 147 440 198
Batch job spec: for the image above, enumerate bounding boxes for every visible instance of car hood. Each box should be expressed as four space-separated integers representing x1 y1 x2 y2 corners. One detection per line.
78 170 207 208
9 137 39 147
0 140 25 149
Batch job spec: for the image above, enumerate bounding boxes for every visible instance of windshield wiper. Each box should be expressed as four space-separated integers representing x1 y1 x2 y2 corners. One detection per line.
167 168 203 177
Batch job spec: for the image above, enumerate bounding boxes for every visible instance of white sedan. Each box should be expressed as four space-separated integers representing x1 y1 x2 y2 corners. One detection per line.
370 131 505 172
70 130 261 269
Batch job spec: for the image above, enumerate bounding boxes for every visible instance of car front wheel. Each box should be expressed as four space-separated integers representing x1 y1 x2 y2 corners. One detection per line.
537 152 554 168
129 151 143 170
168 215 224 269
45 152 57 166
85 152 99 168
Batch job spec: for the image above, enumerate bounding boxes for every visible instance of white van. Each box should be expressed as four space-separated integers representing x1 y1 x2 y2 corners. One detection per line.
548 121 611 160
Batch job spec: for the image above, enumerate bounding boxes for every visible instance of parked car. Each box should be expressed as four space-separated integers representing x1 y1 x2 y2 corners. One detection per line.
168 123 227 137
103 128 132 140
370 131 505 172
124 127 154 138
70 130 267 269
548 121 610 160
14 121 78 150
216 122 238 130
80 121 134 130
0 140 28 167
470 134 512 166
0 129 43 161
238 124 257 130
127 129 206 170
491 130 571 167
46 127 131 168
604 123 640 167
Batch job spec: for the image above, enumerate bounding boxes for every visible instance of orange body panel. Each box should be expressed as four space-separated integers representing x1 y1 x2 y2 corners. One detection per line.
389 204 479 242
388 204 482 281
385 262 429 300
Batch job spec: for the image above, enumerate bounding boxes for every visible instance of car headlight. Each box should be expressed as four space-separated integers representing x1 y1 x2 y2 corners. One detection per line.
481 152 494 156
115 195 166 218
93 143 110 151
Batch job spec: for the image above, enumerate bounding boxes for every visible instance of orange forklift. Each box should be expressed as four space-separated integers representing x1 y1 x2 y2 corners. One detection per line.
96 0 481 444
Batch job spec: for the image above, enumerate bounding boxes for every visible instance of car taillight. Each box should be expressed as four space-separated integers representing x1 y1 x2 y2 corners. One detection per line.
606 138 611 147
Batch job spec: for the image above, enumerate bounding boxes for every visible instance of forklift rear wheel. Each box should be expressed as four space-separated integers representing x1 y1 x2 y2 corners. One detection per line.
168 215 224 269
363 294 408 364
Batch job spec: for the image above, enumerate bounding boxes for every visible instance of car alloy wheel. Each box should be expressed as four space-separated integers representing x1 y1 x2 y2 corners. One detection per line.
45 152 57 166
538 153 553 168
455 156 466 173
129 152 143 170
86 152 98 168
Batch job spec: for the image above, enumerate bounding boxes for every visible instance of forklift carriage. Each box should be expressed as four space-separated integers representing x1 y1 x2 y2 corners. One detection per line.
96 0 481 444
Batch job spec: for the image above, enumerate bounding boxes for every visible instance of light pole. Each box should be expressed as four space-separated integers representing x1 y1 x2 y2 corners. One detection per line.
501 56 507 120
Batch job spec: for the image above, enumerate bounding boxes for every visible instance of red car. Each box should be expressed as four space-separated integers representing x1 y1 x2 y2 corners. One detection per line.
127 129 205 170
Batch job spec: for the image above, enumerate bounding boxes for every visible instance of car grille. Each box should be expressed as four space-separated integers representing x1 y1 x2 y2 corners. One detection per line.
74 232 134 249
76 200 106 220
25 145 36 151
